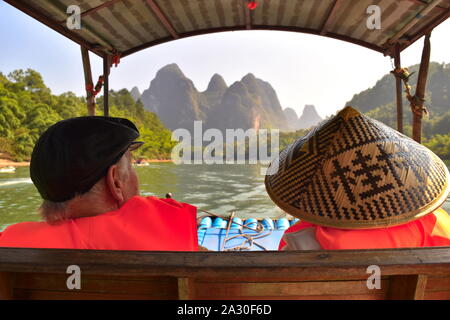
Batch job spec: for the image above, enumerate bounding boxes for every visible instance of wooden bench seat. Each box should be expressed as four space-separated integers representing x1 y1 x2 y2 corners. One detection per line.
0 247 449 300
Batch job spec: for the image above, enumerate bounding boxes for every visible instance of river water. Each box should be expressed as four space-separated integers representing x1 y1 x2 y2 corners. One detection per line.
1 162 449 231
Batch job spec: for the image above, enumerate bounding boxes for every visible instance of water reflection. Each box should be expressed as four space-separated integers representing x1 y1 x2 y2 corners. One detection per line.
0 162 449 231
0 164 285 230
136 163 284 219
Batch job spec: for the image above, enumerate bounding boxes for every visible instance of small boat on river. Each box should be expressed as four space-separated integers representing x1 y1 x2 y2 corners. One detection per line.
0 166 16 173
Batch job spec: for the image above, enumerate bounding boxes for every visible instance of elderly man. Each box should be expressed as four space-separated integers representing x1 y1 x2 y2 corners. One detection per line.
0 116 198 251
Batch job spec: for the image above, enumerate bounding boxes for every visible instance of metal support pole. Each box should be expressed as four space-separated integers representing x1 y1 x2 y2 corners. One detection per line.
81 46 95 116
394 44 403 133
103 55 111 117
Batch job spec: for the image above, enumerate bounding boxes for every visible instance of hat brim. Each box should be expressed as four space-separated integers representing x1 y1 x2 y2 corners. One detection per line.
129 141 144 151
265 106 450 229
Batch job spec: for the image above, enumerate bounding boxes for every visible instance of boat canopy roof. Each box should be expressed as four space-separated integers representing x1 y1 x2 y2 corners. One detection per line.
5 0 450 59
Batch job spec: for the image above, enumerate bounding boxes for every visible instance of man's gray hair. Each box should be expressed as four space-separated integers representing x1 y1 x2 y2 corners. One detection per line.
39 182 104 224
39 153 130 224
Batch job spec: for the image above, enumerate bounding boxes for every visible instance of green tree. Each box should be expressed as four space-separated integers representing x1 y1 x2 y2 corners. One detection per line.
424 133 450 159
0 68 174 161
0 95 25 139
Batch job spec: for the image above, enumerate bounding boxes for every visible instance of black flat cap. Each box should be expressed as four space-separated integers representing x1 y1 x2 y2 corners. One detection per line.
30 116 141 202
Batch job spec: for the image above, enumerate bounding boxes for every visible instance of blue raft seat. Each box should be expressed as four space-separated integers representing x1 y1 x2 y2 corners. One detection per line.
211 217 227 228
261 218 274 230
198 217 294 251
230 217 242 229
244 218 257 229
276 218 290 230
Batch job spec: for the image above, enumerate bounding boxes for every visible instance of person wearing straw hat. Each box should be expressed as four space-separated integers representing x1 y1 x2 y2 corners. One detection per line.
0 116 198 251
265 106 450 250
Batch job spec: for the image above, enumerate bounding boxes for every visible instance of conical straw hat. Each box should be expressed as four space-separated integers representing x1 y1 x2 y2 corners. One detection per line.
265 106 450 229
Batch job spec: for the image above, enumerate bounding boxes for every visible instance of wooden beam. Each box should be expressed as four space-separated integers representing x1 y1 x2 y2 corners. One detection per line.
145 0 179 39
405 0 448 11
81 47 96 116
386 0 444 46
103 56 111 117
59 0 123 23
388 275 428 300
121 25 386 58
415 33 431 106
81 0 123 18
320 0 343 35
41 0 117 54
412 32 431 143
399 9 450 52
0 272 12 300
177 278 195 299
1 247 450 279
393 45 403 133
242 0 252 30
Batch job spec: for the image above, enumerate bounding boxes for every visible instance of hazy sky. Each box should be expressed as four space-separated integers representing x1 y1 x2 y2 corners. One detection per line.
1 1 449 118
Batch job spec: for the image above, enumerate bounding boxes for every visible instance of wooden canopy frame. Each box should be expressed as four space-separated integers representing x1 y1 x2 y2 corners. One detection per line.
4 0 449 58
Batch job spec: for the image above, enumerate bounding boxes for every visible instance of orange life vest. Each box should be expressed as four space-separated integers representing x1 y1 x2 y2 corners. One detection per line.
279 208 450 250
0 196 198 251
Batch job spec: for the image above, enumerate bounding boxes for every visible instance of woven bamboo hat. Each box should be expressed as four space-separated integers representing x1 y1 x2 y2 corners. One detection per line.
265 106 449 229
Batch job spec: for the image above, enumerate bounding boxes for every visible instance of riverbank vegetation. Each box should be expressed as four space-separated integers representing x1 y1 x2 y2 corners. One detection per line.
347 62 450 159
1 68 449 162
0 69 174 161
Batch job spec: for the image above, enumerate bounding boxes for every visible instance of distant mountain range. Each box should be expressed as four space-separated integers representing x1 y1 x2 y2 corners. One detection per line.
283 105 323 131
130 61 449 139
130 61 449 159
131 63 323 132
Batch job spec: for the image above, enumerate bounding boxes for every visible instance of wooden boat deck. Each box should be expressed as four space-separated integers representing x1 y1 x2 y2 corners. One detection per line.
0 247 449 300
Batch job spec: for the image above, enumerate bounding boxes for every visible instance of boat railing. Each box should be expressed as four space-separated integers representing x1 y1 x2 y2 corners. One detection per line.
0 246 449 300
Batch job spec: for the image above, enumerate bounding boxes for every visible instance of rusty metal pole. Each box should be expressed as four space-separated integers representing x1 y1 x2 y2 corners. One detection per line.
81 46 95 116
394 44 403 133
412 33 431 143
103 55 111 117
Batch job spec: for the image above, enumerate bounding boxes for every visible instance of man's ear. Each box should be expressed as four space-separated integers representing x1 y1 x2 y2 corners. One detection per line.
105 164 124 205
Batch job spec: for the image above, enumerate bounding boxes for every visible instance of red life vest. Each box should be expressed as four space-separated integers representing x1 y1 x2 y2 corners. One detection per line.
279 208 450 250
0 196 198 251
